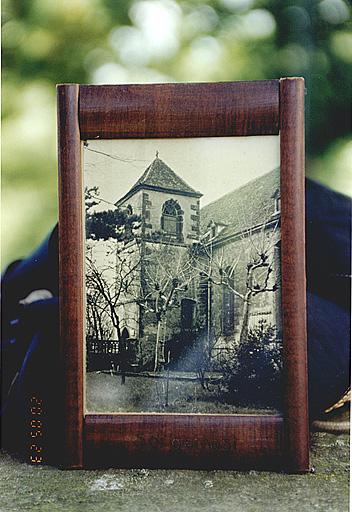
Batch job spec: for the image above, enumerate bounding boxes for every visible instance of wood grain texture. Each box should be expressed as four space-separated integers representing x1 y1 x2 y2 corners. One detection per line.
79 81 279 139
84 414 284 469
57 84 84 469
280 78 309 473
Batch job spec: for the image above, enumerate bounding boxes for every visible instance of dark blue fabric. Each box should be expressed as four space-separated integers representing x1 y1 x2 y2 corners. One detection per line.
1 228 60 459
1 298 61 461
306 179 351 310
305 179 351 416
1 225 58 306
307 292 350 416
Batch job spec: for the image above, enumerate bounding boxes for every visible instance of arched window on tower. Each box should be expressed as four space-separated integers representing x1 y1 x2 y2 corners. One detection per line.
161 199 183 240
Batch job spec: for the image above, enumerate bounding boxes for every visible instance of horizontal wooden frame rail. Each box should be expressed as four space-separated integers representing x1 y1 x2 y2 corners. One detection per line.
57 78 308 472
79 80 279 139
85 415 284 470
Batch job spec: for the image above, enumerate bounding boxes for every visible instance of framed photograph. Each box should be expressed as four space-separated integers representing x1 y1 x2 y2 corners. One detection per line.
58 79 308 471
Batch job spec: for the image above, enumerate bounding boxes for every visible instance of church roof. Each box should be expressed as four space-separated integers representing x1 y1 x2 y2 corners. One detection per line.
200 168 280 243
115 154 202 206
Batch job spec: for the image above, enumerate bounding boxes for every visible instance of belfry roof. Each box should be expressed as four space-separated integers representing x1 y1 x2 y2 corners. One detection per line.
115 154 202 207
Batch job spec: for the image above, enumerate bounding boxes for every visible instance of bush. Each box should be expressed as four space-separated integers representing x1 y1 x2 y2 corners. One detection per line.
222 320 282 409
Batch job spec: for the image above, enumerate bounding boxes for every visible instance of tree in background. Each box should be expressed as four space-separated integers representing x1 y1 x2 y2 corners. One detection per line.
85 189 141 383
194 195 280 346
86 240 141 384
85 186 141 241
84 186 100 213
139 241 198 372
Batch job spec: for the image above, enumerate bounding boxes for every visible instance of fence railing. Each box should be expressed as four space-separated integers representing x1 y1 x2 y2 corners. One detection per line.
87 338 119 355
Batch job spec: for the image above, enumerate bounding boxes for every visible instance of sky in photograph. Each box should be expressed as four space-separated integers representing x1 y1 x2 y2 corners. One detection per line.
84 136 280 211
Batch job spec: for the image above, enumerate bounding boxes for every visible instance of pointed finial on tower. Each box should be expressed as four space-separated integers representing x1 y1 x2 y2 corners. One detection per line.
156 150 159 158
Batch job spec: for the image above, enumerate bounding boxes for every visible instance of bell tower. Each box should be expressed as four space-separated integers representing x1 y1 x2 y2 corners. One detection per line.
115 152 203 245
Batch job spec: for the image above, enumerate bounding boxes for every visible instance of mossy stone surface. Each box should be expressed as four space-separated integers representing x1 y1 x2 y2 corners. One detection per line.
0 432 349 512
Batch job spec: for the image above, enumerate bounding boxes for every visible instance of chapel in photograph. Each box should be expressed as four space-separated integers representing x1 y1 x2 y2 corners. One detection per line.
86 153 281 371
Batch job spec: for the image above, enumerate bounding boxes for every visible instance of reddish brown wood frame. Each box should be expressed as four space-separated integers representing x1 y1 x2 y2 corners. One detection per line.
57 79 309 472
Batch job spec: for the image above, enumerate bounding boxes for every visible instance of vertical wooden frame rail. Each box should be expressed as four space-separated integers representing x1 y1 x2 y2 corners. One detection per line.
58 79 309 471
280 78 309 472
57 84 84 469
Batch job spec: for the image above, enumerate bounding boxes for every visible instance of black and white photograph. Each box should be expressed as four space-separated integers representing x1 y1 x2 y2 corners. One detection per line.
84 136 282 415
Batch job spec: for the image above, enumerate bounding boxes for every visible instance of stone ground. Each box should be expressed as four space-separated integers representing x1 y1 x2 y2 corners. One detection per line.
0 431 349 512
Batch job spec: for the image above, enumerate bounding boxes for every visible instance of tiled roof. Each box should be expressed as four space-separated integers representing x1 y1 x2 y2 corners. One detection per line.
200 168 280 241
116 156 202 206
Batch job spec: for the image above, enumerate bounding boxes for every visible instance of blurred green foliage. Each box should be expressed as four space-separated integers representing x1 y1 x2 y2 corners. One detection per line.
2 0 351 267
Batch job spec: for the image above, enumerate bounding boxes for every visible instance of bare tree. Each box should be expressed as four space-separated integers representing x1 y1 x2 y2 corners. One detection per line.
86 239 141 383
195 201 280 346
139 239 198 372
84 183 142 381
86 286 112 341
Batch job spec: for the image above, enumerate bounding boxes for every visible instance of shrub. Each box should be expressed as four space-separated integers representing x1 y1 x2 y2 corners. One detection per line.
222 320 282 409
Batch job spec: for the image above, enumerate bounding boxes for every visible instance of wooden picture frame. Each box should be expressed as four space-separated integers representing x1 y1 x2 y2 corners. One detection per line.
57 79 309 472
